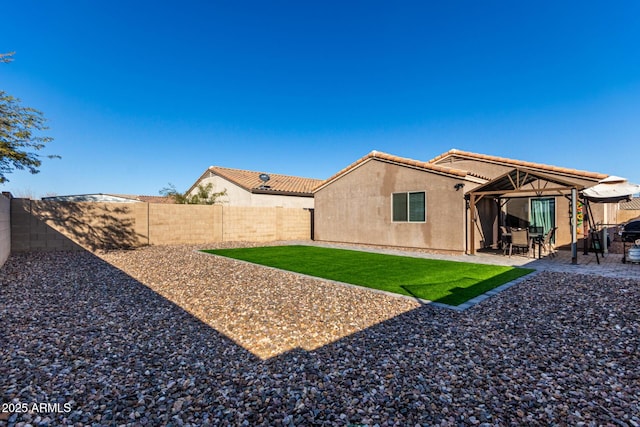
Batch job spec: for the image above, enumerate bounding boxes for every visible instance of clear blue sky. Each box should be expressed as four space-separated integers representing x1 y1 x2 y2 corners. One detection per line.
2 1 640 197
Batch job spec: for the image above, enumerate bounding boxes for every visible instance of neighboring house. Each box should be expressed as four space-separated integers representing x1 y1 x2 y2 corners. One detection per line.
187 166 322 209
41 194 175 203
314 149 612 254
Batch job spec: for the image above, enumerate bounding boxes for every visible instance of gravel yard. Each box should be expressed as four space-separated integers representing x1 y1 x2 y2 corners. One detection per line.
1 244 639 426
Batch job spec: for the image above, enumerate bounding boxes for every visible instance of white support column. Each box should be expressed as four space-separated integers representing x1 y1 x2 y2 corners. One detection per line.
603 204 609 254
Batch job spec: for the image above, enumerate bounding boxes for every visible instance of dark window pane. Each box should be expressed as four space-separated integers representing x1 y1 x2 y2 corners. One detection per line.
392 193 408 221
506 198 529 229
409 192 425 222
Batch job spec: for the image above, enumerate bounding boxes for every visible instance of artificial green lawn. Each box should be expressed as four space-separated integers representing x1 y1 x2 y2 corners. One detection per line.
202 245 534 306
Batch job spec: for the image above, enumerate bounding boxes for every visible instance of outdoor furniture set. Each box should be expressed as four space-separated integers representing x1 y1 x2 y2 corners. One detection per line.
501 226 557 259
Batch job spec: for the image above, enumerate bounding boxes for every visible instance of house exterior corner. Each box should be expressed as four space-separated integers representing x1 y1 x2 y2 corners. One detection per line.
314 157 469 253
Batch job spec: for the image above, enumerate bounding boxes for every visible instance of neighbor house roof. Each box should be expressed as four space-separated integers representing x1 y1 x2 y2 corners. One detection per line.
42 194 175 203
620 198 640 210
429 149 608 180
193 166 323 197
314 151 482 192
135 195 175 204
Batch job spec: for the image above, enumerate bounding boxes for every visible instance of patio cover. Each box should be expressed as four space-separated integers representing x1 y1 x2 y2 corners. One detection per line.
466 167 587 263
581 176 640 203
466 167 587 197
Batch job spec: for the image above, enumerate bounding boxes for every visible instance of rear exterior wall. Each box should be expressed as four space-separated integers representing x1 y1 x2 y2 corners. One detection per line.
314 160 467 253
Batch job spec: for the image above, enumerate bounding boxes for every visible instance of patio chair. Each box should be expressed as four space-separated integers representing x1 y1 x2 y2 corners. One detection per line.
500 226 511 254
508 229 530 257
541 227 558 257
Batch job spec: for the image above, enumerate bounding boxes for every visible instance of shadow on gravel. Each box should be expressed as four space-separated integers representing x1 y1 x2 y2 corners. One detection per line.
2 250 639 426
260 274 640 425
0 250 258 425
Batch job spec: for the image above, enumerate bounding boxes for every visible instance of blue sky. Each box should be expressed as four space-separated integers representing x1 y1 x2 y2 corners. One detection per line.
2 1 640 197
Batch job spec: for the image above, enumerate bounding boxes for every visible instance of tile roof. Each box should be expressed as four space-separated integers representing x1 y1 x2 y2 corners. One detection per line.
314 151 473 192
209 166 323 196
135 195 175 204
429 149 608 180
620 197 640 210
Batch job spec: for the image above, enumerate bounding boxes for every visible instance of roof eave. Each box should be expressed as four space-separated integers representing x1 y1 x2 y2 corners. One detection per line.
251 189 314 197
431 149 608 181
313 152 476 193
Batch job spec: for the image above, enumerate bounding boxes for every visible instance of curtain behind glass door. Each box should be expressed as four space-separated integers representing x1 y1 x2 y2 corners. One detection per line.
531 198 555 236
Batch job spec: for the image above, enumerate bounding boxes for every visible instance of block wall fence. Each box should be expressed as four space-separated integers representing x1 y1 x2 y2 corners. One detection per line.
0 194 10 266
617 209 640 225
9 199 312 253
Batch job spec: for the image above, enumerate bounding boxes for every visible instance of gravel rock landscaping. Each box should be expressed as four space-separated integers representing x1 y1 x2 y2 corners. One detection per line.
1 244 639 426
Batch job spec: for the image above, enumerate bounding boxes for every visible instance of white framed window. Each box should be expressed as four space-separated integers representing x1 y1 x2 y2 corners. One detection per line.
392 191 426 222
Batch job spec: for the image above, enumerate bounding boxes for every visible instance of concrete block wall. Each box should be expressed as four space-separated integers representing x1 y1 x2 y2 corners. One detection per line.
10 199 149 252
617 209 640 225
276 207 313 240
148 204 222 244
223 206 278 242
10 199 311 252
222 205 311 242
0 194 10 266
11 199 84 252
221 206 311 242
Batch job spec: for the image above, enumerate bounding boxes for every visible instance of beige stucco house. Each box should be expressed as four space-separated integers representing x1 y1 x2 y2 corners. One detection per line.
314 149 614 255
187 166 322 208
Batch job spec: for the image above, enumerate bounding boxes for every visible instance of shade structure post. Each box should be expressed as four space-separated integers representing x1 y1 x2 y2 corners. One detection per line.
469 193 476 255
571 188 577 264
603 206 608 254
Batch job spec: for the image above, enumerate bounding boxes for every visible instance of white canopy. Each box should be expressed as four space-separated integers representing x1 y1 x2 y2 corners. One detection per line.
582 176 640 203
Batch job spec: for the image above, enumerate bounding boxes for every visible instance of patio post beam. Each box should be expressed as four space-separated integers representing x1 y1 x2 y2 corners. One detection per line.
469 193 476 255
467 168 589 260
467 187 574 197
571 187 578 264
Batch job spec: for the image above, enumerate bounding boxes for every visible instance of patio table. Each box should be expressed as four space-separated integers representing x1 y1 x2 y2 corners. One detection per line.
530 232 544 259
502 231 544 259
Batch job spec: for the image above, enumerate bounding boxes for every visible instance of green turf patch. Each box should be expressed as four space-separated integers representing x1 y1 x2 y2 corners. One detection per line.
202 246 534 306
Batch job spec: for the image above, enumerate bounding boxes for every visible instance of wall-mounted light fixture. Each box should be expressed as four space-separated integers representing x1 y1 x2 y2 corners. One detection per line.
454 183 465 191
